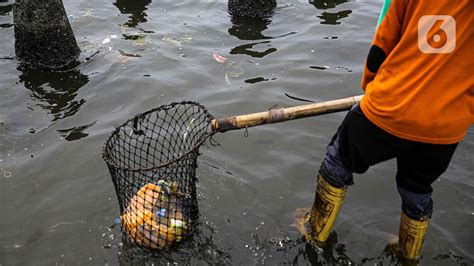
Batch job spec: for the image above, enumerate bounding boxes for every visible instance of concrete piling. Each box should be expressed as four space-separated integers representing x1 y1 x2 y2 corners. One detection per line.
13 0 80 68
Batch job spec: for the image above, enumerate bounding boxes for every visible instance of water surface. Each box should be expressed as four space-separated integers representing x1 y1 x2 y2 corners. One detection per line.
0 0 472 265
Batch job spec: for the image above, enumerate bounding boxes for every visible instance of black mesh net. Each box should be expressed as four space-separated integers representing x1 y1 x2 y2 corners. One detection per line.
103 102 214 250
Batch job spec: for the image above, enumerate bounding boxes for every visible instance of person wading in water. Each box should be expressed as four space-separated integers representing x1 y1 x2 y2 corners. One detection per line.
295 0 473 261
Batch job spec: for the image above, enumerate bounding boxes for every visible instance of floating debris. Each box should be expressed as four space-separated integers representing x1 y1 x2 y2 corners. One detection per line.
284 93 314 103
83 9 93 17
102 35 118 45
180 35 193 42
133 38 146 46
213 53 244 84
162 35 182 47
120 32 149 46
183 117 197 141
310 65 330 70
244 77 269 84
226 60 244 78
213 53 228 64
335 66 353 72
104 50 134 64
118 50 141 58
2 169 12 178
136 27 155 34
67 15 77 22
47 221 87 232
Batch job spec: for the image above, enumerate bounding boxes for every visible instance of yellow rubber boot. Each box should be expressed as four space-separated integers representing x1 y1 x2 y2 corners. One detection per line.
398 211 429 260
294 175 347 245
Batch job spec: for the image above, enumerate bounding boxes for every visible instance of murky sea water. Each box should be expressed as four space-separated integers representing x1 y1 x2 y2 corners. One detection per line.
1 0 472 265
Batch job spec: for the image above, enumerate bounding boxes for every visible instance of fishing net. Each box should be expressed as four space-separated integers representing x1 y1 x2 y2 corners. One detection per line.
103 102 215 250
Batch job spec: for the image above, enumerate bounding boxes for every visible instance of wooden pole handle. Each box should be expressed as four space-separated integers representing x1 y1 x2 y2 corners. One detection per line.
211 95 363 132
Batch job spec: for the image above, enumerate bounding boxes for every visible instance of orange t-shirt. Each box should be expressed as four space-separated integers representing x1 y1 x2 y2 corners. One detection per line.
360 0 473 144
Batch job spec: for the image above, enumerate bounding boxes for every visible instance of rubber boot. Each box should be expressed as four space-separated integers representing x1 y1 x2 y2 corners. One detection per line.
294 175 346 245
398 211 429 260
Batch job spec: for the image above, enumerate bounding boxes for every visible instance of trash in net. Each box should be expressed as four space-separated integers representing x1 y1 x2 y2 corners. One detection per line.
103 102 214 250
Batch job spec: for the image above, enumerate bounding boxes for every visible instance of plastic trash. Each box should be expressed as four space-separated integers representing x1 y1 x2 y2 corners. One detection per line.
120 181 190 249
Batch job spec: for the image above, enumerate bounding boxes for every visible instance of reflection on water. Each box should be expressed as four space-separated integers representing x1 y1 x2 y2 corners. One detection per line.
309 0 352 25
117 224 232 265
113 0 151 28
57 121 96 141
309 0 348 10
228 17 273 40
293 234 470 265
0 2 12 15
317 10 352 25
359 243 411 266
228 17 277 58
0 0 13 28
19 67 89 121
432 252 469 265
293 232 354 264
292 232 421 265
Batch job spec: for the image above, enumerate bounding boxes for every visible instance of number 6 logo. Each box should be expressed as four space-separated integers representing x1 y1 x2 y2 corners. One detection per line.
418 15 456 54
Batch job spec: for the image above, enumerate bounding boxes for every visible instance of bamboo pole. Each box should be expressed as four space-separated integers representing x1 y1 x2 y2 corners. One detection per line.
211 95 363 132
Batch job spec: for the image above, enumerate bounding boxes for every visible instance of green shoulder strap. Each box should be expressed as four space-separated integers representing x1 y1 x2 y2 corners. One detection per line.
376 0 392 28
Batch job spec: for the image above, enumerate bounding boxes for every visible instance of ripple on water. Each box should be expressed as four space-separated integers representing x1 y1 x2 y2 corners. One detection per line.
19 66 89 122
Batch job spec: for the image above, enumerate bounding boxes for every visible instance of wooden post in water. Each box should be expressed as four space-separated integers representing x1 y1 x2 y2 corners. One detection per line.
13 0 80 68
228 0 276 18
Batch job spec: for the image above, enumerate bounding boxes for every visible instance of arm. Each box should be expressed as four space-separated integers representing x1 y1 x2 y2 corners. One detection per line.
362 0 405 90
376 0 392 28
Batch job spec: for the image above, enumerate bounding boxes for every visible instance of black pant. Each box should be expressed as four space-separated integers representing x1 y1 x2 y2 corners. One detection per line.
321 104 458 219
